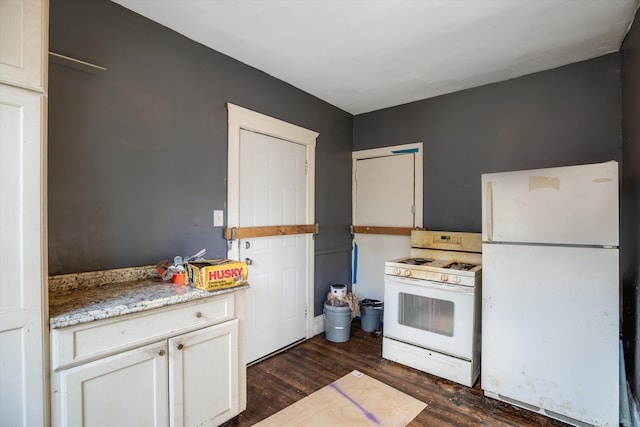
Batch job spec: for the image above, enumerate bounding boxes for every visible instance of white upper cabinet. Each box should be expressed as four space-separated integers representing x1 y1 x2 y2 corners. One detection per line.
0 0 48 91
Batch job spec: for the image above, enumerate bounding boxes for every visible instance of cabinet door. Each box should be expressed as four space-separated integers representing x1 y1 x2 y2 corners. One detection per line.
0 0 47 91
169 319 239 427
55 341 169 427
0 85 46 426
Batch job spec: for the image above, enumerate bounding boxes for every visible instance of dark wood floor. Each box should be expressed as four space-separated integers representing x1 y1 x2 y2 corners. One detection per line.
230 321 569 426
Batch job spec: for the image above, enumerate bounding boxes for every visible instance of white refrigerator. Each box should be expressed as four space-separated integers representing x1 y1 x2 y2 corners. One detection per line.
481 161 619 427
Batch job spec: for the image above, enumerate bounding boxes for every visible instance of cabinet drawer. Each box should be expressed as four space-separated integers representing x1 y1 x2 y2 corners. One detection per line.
52 294 235 370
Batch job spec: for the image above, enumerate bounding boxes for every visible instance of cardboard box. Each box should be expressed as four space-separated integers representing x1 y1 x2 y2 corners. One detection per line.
186 259 248 291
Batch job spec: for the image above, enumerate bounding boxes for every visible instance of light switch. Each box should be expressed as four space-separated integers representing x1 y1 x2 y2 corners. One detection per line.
213 210 224 227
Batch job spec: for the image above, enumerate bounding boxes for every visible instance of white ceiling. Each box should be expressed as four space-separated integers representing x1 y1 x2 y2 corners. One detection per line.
112 0 640 115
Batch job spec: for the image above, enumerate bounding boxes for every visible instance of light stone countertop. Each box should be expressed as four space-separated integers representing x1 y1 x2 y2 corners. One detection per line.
49 266 249 329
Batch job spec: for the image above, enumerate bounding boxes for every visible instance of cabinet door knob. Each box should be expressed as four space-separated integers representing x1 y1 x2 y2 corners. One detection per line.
177 344 184 350
195 312 202 318
158 349 165 356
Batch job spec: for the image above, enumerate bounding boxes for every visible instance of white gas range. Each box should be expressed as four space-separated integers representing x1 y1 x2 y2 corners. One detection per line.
382 230 482 387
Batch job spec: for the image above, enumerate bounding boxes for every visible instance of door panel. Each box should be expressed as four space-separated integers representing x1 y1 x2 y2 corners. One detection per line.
169 320 239 427
57 341 169 427
0 85 46 426
353 234 409 302
239 129 306 363
355 154 415 226
0 0 46 91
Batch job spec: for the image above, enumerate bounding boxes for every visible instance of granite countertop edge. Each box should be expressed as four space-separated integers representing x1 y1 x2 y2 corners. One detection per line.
49 266 249 330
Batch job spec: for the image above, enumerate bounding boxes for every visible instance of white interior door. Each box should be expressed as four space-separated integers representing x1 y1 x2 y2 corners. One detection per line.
352 144 422 302
239 129 307 362
227 104 318 365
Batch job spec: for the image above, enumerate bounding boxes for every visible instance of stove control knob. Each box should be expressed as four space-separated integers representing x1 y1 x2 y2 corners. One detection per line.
454 276 461 284
404 270 412 277
441 274 448 282
394 269 401 276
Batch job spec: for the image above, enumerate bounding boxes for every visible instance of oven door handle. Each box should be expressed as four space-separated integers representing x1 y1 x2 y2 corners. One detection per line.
386 277 475 294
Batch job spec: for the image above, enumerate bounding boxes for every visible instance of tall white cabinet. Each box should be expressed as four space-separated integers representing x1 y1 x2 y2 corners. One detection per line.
0 0 49 425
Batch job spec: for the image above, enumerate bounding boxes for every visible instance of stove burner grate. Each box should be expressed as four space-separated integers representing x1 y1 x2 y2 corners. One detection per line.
444 262 475 271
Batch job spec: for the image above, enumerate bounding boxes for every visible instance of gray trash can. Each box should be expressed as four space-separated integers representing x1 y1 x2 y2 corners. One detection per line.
324 301 352 342
360 299 383 332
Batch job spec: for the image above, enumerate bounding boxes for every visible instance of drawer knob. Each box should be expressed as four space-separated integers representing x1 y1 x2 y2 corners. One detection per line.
158 349 165 356
195 312 203 318
177 344 184 350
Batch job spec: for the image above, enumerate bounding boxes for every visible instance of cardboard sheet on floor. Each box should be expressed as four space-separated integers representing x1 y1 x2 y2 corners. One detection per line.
254 370 426 427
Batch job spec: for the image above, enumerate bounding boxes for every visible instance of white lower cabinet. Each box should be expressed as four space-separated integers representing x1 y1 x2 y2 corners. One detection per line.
51 293 244 427
56 340 169 427
169 320 239 427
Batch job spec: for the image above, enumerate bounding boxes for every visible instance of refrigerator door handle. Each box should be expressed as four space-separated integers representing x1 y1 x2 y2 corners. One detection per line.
486 181 493 242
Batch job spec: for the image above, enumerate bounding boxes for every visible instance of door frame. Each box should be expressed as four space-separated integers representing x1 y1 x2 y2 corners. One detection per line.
227 103 318 340
351 143 423 297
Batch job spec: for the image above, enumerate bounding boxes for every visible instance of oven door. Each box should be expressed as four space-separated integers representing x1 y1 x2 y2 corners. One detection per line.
383 275 476 360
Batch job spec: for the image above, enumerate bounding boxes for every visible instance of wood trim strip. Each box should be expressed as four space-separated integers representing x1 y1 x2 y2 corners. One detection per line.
352 226 425 236
225 224 317 240
49 52 107 71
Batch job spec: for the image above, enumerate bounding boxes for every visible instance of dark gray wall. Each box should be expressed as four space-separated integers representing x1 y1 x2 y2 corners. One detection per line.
354 54 622 233
49 0 637 356
621 8 640 401
48 0 353 316
354 50 639 391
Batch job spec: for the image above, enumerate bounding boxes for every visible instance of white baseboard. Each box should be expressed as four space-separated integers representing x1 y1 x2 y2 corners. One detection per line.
312 314 324 336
